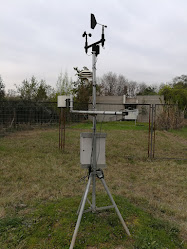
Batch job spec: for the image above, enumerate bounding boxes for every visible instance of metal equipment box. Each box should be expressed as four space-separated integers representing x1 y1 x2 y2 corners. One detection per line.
80 132 107 169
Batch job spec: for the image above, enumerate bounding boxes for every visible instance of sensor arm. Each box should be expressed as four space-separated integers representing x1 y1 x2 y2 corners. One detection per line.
86 38 104 50
84 34 105 54
69 95 128 116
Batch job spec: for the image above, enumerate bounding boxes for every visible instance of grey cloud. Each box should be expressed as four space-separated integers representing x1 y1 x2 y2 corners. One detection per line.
1 0 187 90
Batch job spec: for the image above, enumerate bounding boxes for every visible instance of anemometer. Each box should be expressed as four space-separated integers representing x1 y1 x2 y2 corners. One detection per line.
69 14 131 249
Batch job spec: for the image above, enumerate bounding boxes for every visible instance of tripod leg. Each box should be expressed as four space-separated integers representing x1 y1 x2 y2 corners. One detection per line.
100 178 131 236
77 191 92 215
77 191 84 215
69 175 92 249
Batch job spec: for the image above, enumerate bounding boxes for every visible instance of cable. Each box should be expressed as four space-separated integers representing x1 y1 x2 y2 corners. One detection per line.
78 173 88 183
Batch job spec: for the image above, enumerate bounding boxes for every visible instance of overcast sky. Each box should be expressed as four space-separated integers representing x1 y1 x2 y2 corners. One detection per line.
1 0 187 91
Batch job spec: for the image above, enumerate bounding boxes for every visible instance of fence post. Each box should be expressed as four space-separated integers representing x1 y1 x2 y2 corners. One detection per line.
149 104 156 159
148 105 151 158
59 107 66 151
153 104 156 158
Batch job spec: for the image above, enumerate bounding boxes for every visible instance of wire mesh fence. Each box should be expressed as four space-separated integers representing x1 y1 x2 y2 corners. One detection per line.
152 104 187 160
0 101 58 126
0 101 186 160
0 101 86 136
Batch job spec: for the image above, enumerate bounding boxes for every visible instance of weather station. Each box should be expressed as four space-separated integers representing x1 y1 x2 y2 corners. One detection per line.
69 14 131 249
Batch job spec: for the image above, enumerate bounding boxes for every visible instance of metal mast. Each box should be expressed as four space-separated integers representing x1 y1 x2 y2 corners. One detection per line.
92 50 97 211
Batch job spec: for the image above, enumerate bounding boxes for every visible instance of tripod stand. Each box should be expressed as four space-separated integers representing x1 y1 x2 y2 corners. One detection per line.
69 169 131 249
69 52 131 249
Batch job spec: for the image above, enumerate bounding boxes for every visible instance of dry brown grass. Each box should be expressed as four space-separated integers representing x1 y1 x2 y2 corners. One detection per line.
156 106 185 130
0 126 186 241
154 130 187 158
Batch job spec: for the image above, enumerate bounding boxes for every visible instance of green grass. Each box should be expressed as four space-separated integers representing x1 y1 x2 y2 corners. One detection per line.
70 120 149 131
0 195 184 249
169 126 187 138
0 123 187 248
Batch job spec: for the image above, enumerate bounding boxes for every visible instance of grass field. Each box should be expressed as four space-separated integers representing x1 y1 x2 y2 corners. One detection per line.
0 121 186 248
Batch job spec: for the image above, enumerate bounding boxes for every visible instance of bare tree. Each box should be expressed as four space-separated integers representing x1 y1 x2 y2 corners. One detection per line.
137 82 147 95
100 72 130 96
99 72 160 97
116 74 128 96
127 80 138 97
56 71 73 95
100 72 118 96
